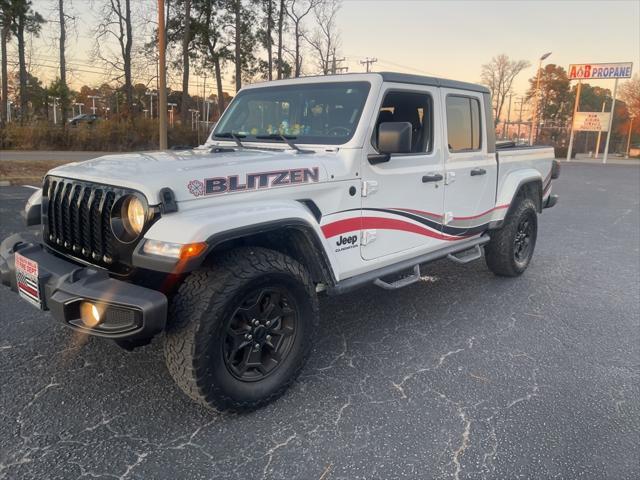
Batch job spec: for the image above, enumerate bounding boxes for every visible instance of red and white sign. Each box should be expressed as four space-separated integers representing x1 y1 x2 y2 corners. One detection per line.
568 63 633 80
15 253 42 308
572 112 611 132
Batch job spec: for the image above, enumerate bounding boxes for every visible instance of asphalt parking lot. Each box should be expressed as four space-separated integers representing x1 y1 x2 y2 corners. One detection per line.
0 163 638 480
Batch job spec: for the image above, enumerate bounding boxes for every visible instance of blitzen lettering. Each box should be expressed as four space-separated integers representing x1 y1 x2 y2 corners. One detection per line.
187 167 320 197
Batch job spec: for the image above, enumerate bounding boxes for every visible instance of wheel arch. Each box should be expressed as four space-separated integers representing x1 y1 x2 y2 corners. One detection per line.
202 219 337 286
492 170 543 229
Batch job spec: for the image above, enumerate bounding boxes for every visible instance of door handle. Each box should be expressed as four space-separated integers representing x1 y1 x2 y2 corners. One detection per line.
470 168 486 176
422 173 443 183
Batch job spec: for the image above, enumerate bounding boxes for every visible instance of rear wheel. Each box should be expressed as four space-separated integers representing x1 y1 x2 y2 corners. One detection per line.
485 198 538 277
164 247 319 411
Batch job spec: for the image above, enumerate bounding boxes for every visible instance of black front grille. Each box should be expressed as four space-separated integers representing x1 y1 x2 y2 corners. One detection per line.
42 176 137 272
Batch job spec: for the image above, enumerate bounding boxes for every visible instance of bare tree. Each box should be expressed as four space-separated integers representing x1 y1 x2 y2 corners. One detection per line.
192 0 231 117
0 0 14 125
481 54 530 126
56 0 75 123
181 0 191 125
258 0 274 80
15 0 44 121
303 0 340 75
276 0 284 79
266 0 273 79
286 0 320 77
620 74 640 118
94 0 134 111
232 0 241 91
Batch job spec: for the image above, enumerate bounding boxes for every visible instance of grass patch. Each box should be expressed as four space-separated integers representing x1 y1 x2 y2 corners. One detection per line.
0 160 70 186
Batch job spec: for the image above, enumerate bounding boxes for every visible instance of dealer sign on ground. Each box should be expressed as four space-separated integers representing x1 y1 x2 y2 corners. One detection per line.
568 62 633 80
572 112 611 132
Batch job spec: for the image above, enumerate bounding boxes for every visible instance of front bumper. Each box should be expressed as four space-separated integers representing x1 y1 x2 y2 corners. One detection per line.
0 233 167 340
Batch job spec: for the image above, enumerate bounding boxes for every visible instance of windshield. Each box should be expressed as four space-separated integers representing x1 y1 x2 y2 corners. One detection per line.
213 81 371 145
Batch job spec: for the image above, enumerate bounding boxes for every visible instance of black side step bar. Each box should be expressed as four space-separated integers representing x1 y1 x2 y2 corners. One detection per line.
447 244 484 264
328 235 490 295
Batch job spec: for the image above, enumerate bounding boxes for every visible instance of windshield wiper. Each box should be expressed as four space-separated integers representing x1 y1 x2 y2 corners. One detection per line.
214 131 246 148
255 134 312 154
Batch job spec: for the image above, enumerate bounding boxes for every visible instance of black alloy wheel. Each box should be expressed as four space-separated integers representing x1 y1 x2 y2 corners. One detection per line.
223 287 298 382
514 215 534 263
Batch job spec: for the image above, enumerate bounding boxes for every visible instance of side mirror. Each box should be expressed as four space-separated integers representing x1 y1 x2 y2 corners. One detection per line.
368 122 412 165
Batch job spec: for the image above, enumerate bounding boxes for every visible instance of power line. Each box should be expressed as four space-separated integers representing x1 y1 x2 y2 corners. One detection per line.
5 59 237 93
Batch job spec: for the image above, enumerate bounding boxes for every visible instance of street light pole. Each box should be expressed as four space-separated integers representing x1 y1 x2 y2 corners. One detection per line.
52 97 59 124
531 52 552 145
168 102 177 127
603 77 619 164
88 95 100 115
595 100 606 158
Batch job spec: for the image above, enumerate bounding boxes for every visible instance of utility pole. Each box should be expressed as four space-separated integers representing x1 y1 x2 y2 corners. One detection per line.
330 49 346 75
360 57 378 72
158 0 168 149
515 97 525 142
504 93 513 140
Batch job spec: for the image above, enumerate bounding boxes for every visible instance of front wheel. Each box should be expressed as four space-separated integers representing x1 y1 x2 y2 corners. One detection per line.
164 247 319 411
485 198 538 277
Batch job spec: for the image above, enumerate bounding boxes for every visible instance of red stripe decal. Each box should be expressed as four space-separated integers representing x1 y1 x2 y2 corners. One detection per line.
322 216 468 241
395 208 443 219
18 282 38 297
395 204 509 221
454 204 509 220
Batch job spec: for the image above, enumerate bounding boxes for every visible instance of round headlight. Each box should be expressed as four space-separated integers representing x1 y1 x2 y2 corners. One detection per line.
123 196 146 236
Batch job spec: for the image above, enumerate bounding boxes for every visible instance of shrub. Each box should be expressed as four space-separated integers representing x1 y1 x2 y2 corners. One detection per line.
0 119 199 151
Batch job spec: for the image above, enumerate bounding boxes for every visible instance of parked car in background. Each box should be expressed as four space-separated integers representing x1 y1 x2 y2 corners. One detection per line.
68 114 99 126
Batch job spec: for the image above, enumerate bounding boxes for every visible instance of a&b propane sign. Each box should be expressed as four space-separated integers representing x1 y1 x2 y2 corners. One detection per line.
569 62 633 80
572 112 611 132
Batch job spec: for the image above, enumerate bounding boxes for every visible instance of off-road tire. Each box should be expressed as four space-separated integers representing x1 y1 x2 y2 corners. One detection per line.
485 197 538 277
164 247 319 411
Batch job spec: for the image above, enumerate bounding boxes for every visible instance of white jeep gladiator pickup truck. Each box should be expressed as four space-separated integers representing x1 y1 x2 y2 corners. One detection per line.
0 73 559 410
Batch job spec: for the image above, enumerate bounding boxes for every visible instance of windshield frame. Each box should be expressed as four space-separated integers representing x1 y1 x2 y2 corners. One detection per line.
212 81 372 147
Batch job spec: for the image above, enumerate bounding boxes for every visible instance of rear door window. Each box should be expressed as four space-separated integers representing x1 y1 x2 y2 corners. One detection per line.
446 96 481 152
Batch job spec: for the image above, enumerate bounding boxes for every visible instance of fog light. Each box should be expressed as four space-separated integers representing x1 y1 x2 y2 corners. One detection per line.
80 302 102 328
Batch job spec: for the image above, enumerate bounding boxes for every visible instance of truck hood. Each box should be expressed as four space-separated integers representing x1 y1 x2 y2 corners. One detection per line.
47 148 334 204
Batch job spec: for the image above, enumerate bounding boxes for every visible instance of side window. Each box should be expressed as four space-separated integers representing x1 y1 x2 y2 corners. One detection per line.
373 91 433 153
446 95 482 152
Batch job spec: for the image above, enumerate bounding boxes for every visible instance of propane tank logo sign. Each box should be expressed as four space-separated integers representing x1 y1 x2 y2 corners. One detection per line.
572 112 611 132
568 63 633 80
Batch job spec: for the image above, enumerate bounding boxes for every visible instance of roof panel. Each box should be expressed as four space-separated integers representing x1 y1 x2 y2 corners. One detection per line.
379 72 490 94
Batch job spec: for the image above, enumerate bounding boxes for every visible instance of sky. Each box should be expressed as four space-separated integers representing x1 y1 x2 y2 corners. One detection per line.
13 0 640 111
